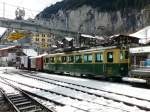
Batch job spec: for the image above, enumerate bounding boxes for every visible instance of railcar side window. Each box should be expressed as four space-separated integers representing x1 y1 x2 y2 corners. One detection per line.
61 56 67 63
84 55 88 62
56 57 61 63
68 55 74 63
107 52 113 62
84 54 92 63
88 54 92 62
125 51 128 59
75 55 82 63
95 53 103 62
45 58 49 63
50 57 54 63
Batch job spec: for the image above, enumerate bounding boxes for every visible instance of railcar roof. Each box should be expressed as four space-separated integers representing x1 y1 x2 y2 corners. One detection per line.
30 53 48 58
44 46 117 57
77 46 117 52
0 45 20 51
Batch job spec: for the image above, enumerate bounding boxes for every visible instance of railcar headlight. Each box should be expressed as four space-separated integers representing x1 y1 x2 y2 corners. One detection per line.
120 67 124 70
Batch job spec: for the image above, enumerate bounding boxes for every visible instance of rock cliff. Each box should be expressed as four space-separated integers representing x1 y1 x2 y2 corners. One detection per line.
36 0 150 36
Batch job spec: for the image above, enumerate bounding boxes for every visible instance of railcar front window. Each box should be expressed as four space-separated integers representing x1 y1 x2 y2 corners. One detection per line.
125 51 128 59
107 52 113 62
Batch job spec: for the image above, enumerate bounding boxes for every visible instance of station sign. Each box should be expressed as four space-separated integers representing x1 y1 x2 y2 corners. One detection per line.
7 32 26 41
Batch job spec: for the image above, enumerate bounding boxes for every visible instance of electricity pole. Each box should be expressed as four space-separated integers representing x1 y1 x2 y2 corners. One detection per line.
3 2 5 18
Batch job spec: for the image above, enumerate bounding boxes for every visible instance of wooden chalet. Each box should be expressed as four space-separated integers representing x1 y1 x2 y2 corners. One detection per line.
108 35 140 48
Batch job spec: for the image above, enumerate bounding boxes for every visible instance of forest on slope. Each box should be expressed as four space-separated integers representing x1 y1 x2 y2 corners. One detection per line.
37 0 150 18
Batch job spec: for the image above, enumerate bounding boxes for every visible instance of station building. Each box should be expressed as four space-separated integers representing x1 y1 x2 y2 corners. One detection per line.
32 32 56 54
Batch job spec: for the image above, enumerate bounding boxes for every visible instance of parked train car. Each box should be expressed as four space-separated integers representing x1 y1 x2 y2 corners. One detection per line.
43 46 129 79
30 57 36 70
20 56 30 69
35 54 47 71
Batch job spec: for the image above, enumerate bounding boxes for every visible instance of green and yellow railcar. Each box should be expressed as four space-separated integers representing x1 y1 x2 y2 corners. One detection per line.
43 46 129 78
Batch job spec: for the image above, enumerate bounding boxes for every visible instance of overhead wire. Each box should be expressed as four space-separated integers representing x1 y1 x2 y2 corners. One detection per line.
0 1 41 13
0 1 41 18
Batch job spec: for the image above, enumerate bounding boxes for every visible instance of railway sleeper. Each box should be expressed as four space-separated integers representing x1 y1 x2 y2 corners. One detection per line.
0 86 53 112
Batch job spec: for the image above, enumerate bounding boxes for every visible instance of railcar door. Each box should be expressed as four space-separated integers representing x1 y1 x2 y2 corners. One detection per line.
119 50 129 77
106 51 114 76
104 49 119 77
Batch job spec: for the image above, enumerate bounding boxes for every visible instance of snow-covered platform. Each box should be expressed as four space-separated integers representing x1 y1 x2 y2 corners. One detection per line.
131 68 150 76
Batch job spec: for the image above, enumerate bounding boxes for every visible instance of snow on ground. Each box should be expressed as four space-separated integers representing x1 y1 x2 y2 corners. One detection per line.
0 72 130 111
14 72 150 109
0 67 150 112
32 70 150 101
2 77 129 112
1 67 150 101
0 78 19 94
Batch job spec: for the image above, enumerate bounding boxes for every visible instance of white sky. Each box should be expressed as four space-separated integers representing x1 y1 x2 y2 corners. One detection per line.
0 0 62 35
0 0 62 19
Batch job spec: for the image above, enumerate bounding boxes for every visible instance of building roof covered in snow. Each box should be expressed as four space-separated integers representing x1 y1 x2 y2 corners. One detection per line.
107 35 139 47
130 26 150 44
64 37 73 41
129 46 150 54
23 48 38 57
30 53 47 58
81 34 104 40
0 45 21 51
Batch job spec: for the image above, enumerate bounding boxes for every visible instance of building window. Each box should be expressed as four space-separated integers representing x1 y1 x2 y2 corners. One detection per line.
36 38 39 41
42 34 46 37
107 52 113 62
36 34 39 37
42 38 45 42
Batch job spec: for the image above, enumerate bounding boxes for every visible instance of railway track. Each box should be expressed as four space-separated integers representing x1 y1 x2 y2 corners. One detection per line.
0 77 97 112
0 76 130 112
0 91 14 112
1 70 150 112
0 79 57 112
20 71 150 101
18 71 150 109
